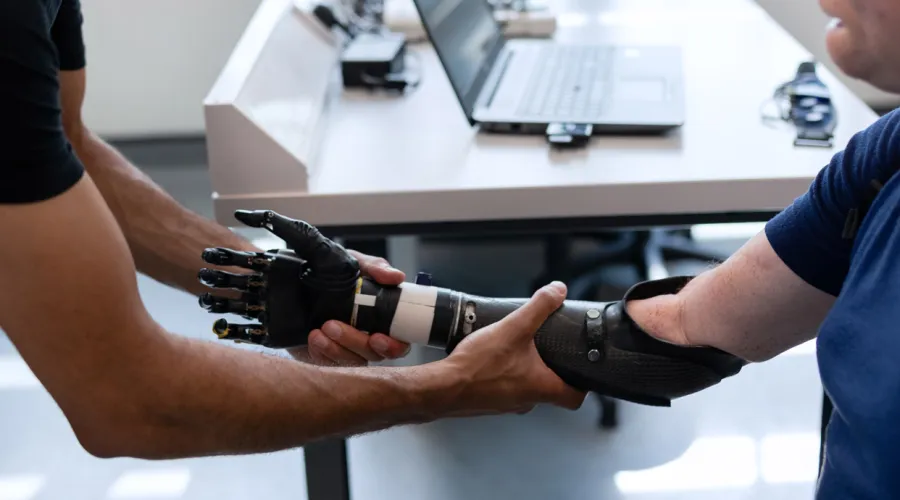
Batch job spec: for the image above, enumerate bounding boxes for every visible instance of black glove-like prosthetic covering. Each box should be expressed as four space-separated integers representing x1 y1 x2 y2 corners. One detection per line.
198 210 746 407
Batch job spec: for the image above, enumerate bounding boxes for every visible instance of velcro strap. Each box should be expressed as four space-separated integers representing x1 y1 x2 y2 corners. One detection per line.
585 308 604 348
584 302 628 362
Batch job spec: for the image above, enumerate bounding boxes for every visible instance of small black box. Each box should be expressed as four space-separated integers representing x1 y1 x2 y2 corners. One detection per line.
341 33 407 88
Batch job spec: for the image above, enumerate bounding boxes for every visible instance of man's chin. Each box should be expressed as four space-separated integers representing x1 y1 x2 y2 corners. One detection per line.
834 57 871 82
826 33 872 81
861 71 900 95
824 20 900 93
835 63 900 94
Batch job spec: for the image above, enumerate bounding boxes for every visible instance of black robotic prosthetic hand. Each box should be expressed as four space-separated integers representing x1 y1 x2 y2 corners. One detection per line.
198 210 747 406
198 210 361 348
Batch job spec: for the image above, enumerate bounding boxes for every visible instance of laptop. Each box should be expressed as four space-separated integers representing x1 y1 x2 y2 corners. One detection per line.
409 0 686 134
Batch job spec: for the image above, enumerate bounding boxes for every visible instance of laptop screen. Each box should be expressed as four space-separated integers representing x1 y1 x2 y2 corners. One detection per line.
412 0 505 122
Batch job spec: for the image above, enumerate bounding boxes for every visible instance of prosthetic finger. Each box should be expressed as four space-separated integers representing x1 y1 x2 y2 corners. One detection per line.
198 268 267 292
199 293 266 318
233 210 359 291
233 210 317 253
198 245 323 349
212 318 267 345
201 247 272 271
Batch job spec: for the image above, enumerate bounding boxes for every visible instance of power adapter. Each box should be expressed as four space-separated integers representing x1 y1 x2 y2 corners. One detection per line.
341 32 409 90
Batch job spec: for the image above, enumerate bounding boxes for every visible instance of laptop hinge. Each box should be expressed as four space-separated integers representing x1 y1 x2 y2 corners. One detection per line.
480 49 514 111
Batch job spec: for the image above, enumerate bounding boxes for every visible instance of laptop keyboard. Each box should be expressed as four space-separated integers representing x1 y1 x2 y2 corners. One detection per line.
517 45 612 120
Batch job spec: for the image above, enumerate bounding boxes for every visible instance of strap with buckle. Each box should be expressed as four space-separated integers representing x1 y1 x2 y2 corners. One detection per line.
584 303 620 363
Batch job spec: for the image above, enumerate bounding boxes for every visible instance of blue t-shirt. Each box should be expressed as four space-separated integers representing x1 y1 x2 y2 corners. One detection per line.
766 109 900 498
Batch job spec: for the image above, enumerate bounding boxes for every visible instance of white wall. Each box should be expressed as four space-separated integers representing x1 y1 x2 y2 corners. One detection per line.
80 0 263 139
755 0 900 110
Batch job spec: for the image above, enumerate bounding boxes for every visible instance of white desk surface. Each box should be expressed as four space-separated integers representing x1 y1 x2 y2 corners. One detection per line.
210 0 879 231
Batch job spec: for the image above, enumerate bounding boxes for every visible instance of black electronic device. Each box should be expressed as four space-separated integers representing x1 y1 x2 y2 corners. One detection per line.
341 32 410 90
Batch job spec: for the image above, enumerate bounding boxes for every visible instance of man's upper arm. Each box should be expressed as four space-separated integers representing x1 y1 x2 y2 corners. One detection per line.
765 110 900 296
0 177 159 419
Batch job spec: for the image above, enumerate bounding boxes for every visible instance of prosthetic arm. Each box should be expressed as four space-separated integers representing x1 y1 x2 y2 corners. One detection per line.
198 210 746 407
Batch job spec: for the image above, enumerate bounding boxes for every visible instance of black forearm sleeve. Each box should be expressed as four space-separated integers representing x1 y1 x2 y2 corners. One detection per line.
348 276 744 407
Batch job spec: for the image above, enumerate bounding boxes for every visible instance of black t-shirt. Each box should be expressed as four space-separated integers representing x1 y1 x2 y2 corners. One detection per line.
0 0 87 203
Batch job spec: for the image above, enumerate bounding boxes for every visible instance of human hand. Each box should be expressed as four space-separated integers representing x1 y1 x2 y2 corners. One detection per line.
440 282 587 416
290 250 411 366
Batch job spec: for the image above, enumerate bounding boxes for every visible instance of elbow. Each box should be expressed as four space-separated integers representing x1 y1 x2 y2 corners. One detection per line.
64 387 175 460
74 428 127 460
68 408 149 459
62 331 186 459
740 352 773 364
737 346 793 364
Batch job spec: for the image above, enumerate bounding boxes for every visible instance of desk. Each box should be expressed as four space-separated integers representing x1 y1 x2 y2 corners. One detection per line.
205 0 878 498
208 0 876 236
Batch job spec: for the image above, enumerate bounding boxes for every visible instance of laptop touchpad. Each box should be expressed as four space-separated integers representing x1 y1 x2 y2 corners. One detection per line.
614 78 666 102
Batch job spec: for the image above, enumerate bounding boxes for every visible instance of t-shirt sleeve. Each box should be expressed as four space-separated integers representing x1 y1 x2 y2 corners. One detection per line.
52 0 86 71
0 1 85 204
765 109 900 296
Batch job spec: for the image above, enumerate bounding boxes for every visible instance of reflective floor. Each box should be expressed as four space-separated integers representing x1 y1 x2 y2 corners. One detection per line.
0 152 822 500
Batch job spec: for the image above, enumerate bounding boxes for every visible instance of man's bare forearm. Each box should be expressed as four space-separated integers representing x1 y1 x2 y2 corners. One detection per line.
70 129 256 295
626 232 836 361
78 318 456 459
0 174 450 461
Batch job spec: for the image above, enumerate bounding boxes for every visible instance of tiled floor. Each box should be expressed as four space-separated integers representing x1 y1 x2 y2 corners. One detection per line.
0 153 822 500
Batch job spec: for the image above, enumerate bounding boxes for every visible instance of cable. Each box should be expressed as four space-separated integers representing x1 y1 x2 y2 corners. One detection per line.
338 0 385 34
404 49 424 87
313 4 355 40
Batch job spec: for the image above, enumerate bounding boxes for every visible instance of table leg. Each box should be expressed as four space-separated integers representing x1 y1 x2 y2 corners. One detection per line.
530 234 573 293
305 439 350 500
545 234 572 280
303 236 384 500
